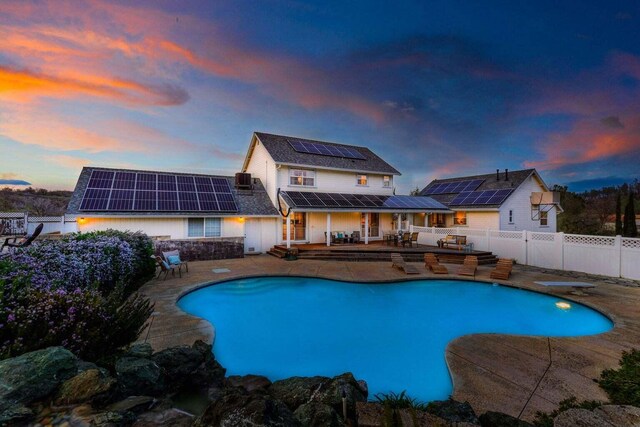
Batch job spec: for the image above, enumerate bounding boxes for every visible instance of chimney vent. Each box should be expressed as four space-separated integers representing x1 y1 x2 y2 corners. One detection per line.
496 169 500 181
504 169 509 181
235 172 252 189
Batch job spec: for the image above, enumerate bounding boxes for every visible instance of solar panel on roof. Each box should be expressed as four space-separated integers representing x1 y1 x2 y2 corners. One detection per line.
450 189 513 206
288 139 366 160
424 179 484 195
80 170 238 212
279 191 447 210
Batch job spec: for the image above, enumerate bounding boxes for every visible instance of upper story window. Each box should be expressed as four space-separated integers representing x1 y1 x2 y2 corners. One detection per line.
540 210 548 226
383 175 391 187
289 169 315 187
509 209 514 223
356 174 368 186
188 218 221 237
453 211 467 226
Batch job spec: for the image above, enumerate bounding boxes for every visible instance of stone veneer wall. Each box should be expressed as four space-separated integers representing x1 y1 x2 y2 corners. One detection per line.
154 237 244 261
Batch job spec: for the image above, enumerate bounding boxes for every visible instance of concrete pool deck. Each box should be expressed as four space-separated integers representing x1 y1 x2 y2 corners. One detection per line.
136 255 640 421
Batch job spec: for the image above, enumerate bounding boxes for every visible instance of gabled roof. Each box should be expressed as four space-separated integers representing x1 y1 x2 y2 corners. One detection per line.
420 168 543 209
242 132 401 175
67 167 279 217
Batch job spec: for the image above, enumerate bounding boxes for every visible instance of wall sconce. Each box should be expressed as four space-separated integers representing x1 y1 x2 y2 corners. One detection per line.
238 217 245 223
78 217 86 224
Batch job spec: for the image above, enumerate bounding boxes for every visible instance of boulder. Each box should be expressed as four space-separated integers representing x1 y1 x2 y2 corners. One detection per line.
553 408 614 426
115 357 164 396
0 403 33 426
133 408 194 427
91 410 137 426
107 395 157 414
268 376 328 410
594 405 640 426
128 343 154 358
0 347 78 408
151 345 205 385
479 411 533 426
427 398 479 424
56 368 117 405
293 402 342 427
188 341 226 389
195 388 300 427
227 375 272 393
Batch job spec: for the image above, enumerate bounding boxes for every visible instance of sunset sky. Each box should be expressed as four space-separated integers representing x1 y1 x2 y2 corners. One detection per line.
1 0 639 192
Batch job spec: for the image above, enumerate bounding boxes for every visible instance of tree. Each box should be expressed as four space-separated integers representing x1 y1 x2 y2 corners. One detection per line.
623 190 638 237
615 191 623 235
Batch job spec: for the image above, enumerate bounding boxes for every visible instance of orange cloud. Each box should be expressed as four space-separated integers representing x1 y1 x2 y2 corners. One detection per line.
525 116 640 170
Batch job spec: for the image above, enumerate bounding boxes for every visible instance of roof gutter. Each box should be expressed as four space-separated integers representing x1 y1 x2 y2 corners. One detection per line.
276 162 401 176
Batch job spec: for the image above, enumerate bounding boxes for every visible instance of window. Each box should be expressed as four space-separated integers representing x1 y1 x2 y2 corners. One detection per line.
540 210 548 226
188 218 221 237
453 211 467 226
356 174 368 186
383 175 391 187
289 169 315 187
509 209 513 224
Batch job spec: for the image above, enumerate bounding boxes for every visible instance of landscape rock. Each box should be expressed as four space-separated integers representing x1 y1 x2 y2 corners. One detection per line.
188 341 226 389
115 356 164 396
92 410 137 426
128 343 154 358
195 388 300 427
594 405 640 426
310 372 368 416
0 347 78 408
133 408 194 427
56 368 117 405
553 407 614 426
0 403 33 426
427 398 479 424
107 396 157 414
480 411 533 426
268 376 327 410
227 374 272 393
152 345 204 384
293 402 341 427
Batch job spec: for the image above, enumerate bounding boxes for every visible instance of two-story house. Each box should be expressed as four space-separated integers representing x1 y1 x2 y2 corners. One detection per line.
242 132 450 247
419 168 562 232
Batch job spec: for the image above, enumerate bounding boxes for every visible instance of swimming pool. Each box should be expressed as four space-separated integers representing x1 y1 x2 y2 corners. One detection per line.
178 277 613 402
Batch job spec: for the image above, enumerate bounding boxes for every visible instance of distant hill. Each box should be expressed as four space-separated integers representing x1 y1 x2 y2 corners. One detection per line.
0 187 72 216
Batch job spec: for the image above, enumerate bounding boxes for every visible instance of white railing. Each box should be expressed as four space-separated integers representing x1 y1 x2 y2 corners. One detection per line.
411 225 640 280
0 212 78 235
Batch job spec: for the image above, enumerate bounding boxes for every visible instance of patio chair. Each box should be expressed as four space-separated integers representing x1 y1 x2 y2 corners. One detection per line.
490 259 513 280
0 223 44 254
351 231 361 244
424 253 448 274
153 255 181 280
162 249 189 273
391 253 419 274
400 232 411 247
457 255 478 277
409 232 419 248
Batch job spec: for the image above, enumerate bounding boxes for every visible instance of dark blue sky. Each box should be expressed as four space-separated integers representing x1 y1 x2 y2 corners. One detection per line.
1 0 638 192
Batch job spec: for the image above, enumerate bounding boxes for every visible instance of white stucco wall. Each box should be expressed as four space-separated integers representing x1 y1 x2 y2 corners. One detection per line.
279 166 395 196
244 140 279 206
465 211 500 229
77 217 244 239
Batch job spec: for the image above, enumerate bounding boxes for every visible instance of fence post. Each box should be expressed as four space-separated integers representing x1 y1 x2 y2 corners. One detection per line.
615 235 622 278
558 232 565 270
486 229 491 251
523 230 529 266
409 224 413 233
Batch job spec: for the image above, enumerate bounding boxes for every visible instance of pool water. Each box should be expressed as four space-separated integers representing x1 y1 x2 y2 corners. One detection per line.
178 277 612 402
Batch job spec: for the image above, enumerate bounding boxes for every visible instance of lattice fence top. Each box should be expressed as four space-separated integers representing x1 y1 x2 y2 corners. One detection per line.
28 216 64 223
0 212 25 219
564 234 615 246
434 228 457 235
411 226 431 233
490 230 524 239
531 232 556 242
463 229 487 236
622 238 640 249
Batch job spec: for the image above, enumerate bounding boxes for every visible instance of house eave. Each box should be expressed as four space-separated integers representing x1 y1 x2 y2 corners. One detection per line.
276 162 401 176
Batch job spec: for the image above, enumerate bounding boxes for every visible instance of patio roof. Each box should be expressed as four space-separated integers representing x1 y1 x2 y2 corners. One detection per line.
279 190 451 213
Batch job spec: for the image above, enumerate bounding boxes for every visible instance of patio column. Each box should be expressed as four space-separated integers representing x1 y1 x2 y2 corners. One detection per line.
326 212 331 246
364 212 369 245
286 214 291 249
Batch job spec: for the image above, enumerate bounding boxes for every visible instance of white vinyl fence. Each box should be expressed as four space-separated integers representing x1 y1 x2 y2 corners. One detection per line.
411 225 640 281
0 212 78 235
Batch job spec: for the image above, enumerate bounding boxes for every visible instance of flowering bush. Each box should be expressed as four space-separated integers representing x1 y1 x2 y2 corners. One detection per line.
0 230 155 361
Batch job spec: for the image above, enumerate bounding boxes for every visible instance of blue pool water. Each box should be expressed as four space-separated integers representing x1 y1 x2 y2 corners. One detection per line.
178 277 613 402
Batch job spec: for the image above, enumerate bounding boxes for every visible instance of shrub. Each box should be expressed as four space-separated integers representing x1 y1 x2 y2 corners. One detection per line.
375 391 426 426
599 348 640 406
533 397 603 427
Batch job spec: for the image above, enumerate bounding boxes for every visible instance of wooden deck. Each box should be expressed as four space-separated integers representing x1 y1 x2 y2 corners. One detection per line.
268 241 498 264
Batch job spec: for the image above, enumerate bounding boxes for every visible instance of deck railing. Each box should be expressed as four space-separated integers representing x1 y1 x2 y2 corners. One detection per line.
410 225 640 280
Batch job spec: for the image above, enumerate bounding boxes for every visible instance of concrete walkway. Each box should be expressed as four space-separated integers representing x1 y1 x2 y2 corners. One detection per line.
137 255 640 421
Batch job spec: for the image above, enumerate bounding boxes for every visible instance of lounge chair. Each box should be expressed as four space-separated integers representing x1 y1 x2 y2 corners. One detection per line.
163 249 189 273
153 255 181 280
391 253 419 274
424 253 448 274
490 258 513 280
0 223 44 255
457 255 478 277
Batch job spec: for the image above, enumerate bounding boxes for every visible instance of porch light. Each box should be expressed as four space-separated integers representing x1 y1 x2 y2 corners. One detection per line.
238 217 245 223
555 301 571 310
78 217 86 224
